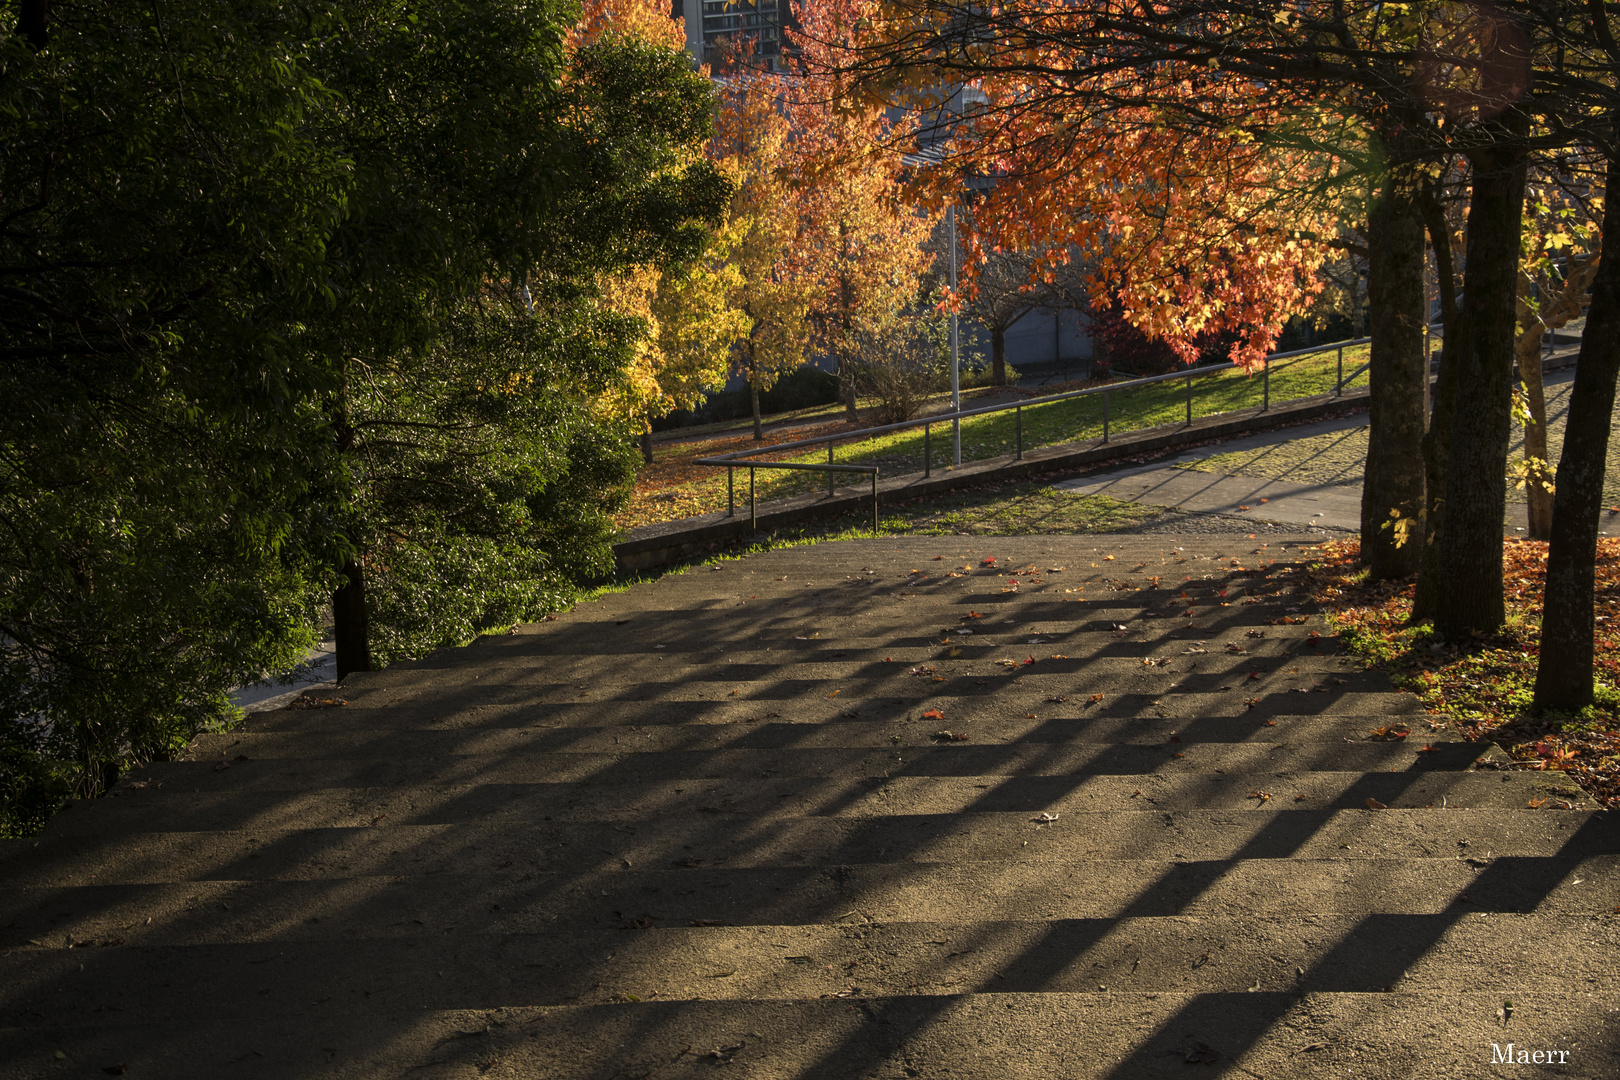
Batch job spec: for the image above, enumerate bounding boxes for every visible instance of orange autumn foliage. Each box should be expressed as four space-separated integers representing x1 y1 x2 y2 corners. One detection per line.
793 0 1342 370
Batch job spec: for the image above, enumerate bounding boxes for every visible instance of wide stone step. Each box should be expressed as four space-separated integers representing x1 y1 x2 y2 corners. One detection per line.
3 808 1610 892
1 912 1614 1024
0 845 1610 917
189 714 1464 762
0 990 1605 1080
26 768 1581 838
121 741 1486 796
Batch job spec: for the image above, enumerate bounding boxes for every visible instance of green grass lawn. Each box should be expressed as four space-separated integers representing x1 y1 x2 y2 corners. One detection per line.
698 344 1371 511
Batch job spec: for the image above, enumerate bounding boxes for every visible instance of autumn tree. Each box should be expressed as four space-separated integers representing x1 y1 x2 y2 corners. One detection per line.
579 0 753 462
714 71 821 440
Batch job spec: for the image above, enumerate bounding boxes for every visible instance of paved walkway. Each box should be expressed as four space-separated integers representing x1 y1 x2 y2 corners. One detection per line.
3 537 1613 1077
1052 413 1373 531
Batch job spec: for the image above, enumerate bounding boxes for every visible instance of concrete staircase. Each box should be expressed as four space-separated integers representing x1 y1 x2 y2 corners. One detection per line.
2 536 1615 1079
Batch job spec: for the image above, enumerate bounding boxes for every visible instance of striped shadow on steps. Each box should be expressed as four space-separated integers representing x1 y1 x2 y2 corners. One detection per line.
0 536 1614 1079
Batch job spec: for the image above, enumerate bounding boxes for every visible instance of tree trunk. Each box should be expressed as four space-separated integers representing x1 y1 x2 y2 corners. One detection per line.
1516 253 1600 540
1534 162 1620 712
1516 303 1554 539
839 357 859 424
1361 168 1428 578
1413 180 1463 622
640 422 654 465
333 556 372 680
991 324 1007 386
1434 115 1528 639
751 380 763 441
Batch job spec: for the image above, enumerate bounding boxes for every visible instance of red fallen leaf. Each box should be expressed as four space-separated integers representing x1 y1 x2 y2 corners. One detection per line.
1087 693 1103 704
1237 505 1251 511
980 557 997 566
1173 752 1186 759
1305 632 1322 646
921 708 945 720
1247 671 1261 681
1023 655 1036 665
1417 744 1438 753
933 555 945 560
1260 498 1269 503
1368 725 1410 741
962 611 986 620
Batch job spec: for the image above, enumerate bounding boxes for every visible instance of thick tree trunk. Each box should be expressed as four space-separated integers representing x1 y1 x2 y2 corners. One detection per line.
751 380 763 441
333 556 372 680
838 357 859 424
1535 163 1620 712
991 324 1007 386
1516 312 1554 539
1434 116 1528 639
1361 170 1428 578
1413 181 1463 622
640 423 654 465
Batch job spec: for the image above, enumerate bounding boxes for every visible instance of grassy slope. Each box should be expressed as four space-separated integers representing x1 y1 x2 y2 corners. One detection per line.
622 345 1370 530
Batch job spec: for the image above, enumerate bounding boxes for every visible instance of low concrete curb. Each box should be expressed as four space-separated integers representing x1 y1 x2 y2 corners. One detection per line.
614 388 1370 572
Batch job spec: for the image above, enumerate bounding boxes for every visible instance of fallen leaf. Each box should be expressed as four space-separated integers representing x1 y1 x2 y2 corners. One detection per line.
1087 693 1103 704
1104 554 1116 561
1248 791 1272 802
921 708 945 720
1032 812 1060 823
932 730 969 742
1368 725 1410 741
1365 797 1388 810
689 919 728 927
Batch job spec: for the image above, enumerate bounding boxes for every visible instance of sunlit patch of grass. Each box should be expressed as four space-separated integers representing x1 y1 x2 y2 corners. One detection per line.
623 346 1372 531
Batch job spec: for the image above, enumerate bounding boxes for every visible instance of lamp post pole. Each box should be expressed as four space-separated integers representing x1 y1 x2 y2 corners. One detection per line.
948 204 961 465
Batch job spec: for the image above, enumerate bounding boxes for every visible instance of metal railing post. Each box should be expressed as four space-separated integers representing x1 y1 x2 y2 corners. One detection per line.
1186 371 1193 425
924 423 931 478
1015 405 1023 459
1102 389 1110 443
1262 362 1269 411
827 442 834 496
749 467 756 531
727 466 735 517
1336 345 1344 395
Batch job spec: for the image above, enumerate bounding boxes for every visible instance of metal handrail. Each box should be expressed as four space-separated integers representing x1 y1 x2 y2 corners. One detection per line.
696 335 1373 529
